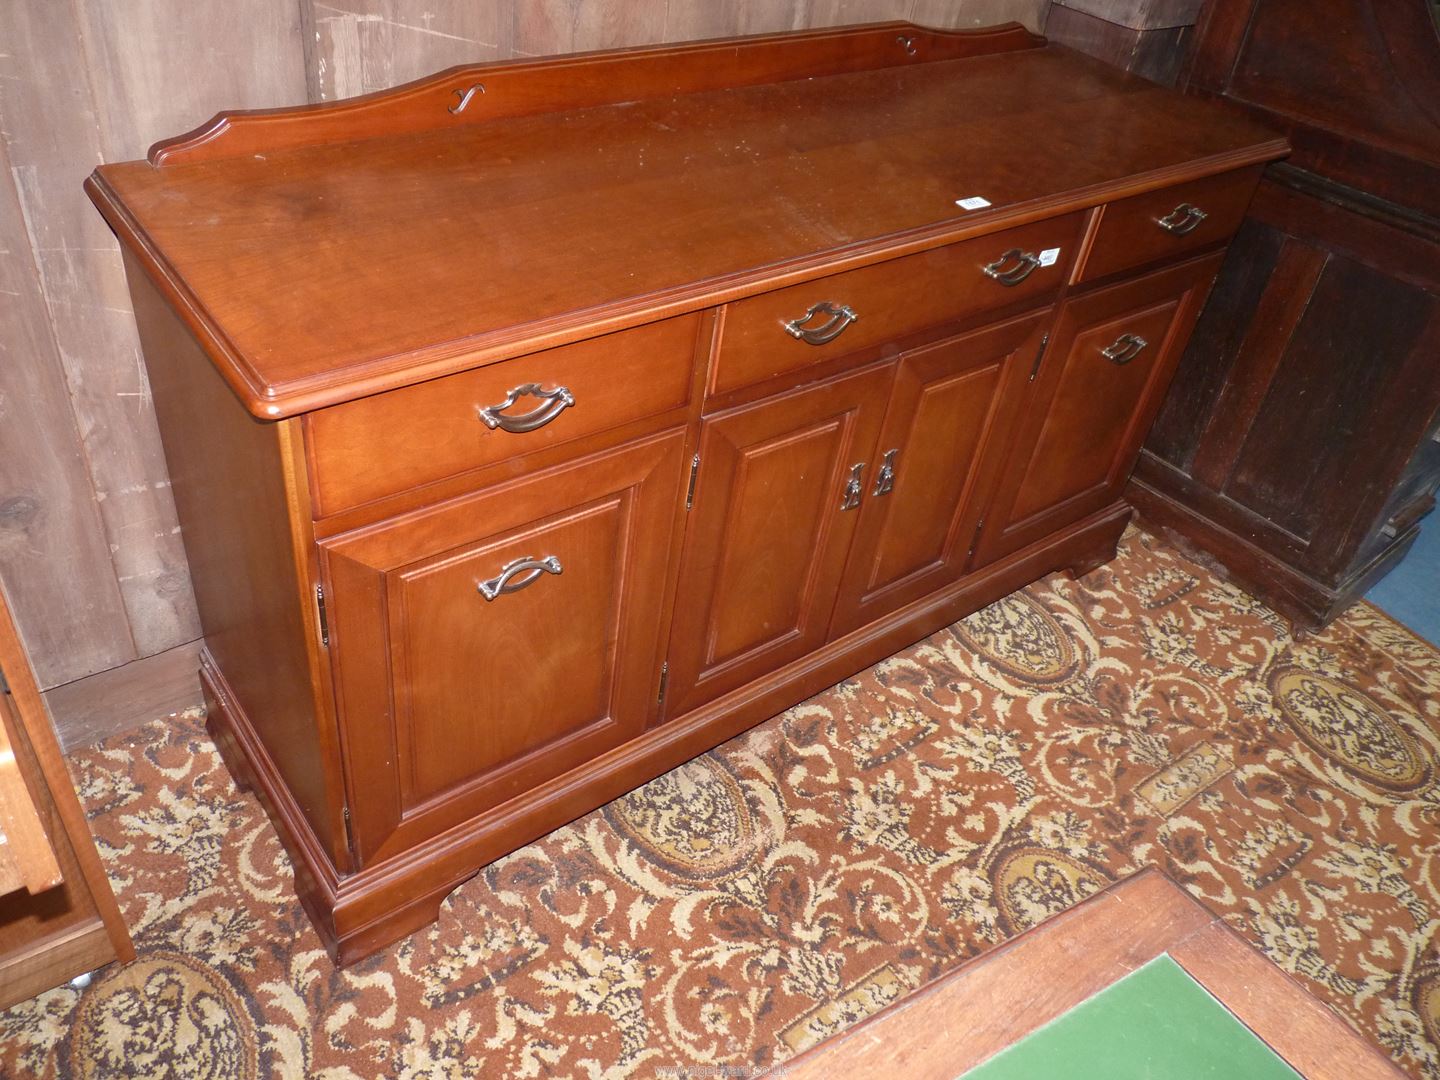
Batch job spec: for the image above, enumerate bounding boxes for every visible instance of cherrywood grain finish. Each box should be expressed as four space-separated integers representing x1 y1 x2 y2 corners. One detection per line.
150 22 1045 167
711 214 1083 395
86 28 1283 420
323 431 687 865
783 869 1405 1079
1078 163 1260 281
208 502 1136 964
0 581 133 1009
126 253 352 872
91 24 1285 962
666 364 891 716
306 315 705 516
976 250 1222 563
830 312 1045 635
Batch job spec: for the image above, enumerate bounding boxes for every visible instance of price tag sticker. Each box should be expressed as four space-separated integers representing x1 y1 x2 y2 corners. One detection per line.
1038 247 1061 267
954 196 992 210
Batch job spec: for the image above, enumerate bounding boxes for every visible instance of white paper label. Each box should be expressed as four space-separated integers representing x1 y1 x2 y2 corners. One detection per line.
954 196 992 210
1038 247 1061 267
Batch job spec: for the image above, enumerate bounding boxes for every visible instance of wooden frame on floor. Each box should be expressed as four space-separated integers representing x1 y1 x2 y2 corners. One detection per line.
783 868 1404 1079
0 581 133 1010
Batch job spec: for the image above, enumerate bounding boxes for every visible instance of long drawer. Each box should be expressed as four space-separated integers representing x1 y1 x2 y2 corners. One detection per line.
305 314 703 515
711 213 1087 396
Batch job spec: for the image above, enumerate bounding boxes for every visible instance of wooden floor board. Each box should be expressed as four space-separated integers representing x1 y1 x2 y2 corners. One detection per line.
44 639 203 752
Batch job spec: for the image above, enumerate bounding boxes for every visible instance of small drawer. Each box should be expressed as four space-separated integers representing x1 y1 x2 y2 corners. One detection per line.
1079 166 1262 282
712 212 1086 396
306 314 701 515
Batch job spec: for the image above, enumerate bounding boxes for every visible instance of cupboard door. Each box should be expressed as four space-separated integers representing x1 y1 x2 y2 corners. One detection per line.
829 313 1046 637
974 253 1223 565
664 365 891 716
322 431 686 865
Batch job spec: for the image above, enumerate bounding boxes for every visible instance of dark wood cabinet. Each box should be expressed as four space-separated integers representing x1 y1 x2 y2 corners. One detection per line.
87 22 1285 962
1129 0 1440 630
978 253 1222 564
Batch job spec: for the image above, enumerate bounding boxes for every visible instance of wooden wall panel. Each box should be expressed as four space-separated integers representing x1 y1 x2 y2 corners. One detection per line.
300 1 513 102
0 2 198 666
658 1 808 41
915 0 1050 30
72 1 309 160
808 0 924 29
0 0 305 689
0 136 135 686
304 1 1049 91
0 0 1049 702
514 0 669 55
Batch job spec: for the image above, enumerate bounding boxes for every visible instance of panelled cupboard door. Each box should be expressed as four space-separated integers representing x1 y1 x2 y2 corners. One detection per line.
322 430 687 865
829 312 1047 637
664 364 892 717
973 253 1224 565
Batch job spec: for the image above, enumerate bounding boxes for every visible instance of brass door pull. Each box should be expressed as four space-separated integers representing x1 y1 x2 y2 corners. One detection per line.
1157 203 1208 235
477 383 575 432
1101 333 1148 365
873 449 897 496
982 248 1043 286
784 301 858 345
477 554 563 600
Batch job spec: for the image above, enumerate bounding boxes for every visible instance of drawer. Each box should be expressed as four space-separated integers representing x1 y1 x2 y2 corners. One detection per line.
306 314 702 515
1079 166 1262 282
711 213 1086 396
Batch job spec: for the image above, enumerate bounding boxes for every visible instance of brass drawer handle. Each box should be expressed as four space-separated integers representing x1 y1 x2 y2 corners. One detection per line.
476 382 575 433
477 554 563 601
1101 333 1148 365
784 301 858 345
873 448 897 496
1157 203 1208 236
982 248 1042 286
840 463 865 511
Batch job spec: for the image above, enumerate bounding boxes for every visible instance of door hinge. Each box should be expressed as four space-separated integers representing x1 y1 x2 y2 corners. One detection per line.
1028 333 1049 382
341 804 358 862
657 662 669 708
316 584 330 647
968 517 986 559
685 453 700 510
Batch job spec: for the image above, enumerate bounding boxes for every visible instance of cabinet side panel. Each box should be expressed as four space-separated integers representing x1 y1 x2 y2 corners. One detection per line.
124 254 344 867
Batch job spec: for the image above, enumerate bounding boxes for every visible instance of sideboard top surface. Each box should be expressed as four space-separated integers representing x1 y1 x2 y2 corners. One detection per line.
87 22 1285 419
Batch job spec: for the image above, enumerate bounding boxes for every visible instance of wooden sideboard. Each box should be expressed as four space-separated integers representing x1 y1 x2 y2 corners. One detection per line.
86 22 1286 963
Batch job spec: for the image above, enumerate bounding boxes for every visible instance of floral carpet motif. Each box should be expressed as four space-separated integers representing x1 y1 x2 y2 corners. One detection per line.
3 527 1439 1078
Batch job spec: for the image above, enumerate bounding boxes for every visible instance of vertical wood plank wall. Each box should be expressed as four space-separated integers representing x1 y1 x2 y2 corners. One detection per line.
0 0 1046 692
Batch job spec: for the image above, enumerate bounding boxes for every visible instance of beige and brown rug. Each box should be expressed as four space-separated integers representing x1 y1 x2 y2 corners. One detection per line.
3 527 1439 1079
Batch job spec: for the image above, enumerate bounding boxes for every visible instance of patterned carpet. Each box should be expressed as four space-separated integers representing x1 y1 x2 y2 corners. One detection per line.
3 526 1440 1079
